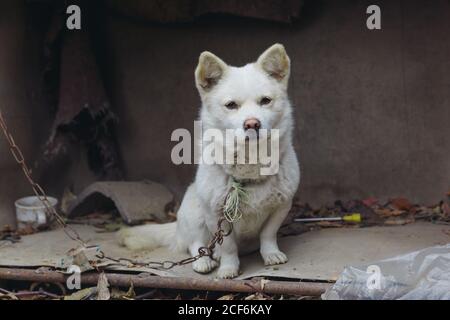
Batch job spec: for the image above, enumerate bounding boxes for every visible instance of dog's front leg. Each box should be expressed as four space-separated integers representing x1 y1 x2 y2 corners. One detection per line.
259 202 291 265
216 231 240 279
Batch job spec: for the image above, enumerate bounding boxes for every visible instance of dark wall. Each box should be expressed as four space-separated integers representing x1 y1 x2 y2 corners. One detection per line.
0 1 53 227
1 0 449 227
101 0 450 205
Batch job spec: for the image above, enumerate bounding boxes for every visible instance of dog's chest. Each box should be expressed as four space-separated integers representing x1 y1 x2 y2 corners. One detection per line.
232 180 287 238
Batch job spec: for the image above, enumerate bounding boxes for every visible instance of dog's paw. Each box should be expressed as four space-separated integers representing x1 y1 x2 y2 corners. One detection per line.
216 265 240 279
262 250 288 266
192 257 219 274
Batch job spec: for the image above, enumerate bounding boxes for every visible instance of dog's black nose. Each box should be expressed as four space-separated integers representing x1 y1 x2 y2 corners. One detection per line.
243 118 261 131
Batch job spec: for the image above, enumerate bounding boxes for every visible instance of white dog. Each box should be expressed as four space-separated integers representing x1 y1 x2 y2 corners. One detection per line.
118 44 300 279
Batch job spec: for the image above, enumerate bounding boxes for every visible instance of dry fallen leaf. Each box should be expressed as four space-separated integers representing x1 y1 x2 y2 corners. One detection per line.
218 294 235 300
110 288 135 300
245 293 268 300
64 287 97 300
375 208 405 217
362 197 378 207
260 279 270 291
17 225 37 236
384 215 415 225
63 247 94 272
389 197 413 211
441 202 450 216
95 222 123 233
60 187 77 215
96 273 110 300
316 221 343 228
124 282 135 299
0 292 19 300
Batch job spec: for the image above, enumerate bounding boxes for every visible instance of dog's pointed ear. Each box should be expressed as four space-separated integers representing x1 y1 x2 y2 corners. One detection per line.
195 51 228 92
257 44 290 84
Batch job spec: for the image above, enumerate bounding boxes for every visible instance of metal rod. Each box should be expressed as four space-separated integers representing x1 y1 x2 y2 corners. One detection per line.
0 267 332 297
294 217 342 222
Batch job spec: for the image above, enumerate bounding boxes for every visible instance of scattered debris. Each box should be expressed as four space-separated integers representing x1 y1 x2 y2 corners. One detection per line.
58 246 103 272
281 193 450 236
218 294 235 300
67 211 125 233
60 187 77 215
2 191 449 300
111 282 135 300
244 292 269 300
96 273 110 300
0 226 20 242
64 287 97 300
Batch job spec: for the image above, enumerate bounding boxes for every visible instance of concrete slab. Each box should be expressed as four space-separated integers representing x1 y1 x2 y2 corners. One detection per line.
0 222 449 281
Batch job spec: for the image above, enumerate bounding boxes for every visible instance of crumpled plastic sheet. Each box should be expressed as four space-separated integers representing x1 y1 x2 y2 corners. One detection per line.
323 243 450 300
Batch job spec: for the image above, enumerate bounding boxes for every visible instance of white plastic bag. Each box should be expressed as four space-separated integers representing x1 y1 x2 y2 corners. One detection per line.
323 243 450 300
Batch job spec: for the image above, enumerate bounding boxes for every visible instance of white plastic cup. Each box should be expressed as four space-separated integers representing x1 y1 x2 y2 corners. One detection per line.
15 196 58 230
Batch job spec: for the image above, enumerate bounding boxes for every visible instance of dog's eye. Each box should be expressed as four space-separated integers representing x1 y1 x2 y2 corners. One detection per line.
260 97 272 105
225 101 238 109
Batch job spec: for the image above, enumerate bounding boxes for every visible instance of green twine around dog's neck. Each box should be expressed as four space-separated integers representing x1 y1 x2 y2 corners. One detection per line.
223 179 249 223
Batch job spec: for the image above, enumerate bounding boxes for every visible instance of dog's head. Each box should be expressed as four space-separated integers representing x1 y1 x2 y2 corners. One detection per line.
195 44 292 141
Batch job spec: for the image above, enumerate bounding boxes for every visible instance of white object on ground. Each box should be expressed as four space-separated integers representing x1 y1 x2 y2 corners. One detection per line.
15 196 58 230
323 243 450 300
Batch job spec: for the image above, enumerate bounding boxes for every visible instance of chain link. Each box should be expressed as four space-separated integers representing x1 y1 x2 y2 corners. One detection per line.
96 217 232 270
0 110 231 271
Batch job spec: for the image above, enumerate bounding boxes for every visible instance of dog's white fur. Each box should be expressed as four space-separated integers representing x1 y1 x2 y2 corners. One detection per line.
117 44 300 279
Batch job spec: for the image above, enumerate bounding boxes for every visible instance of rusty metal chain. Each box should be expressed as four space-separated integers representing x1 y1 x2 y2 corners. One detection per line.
0 110 231 271
96 217 232 270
